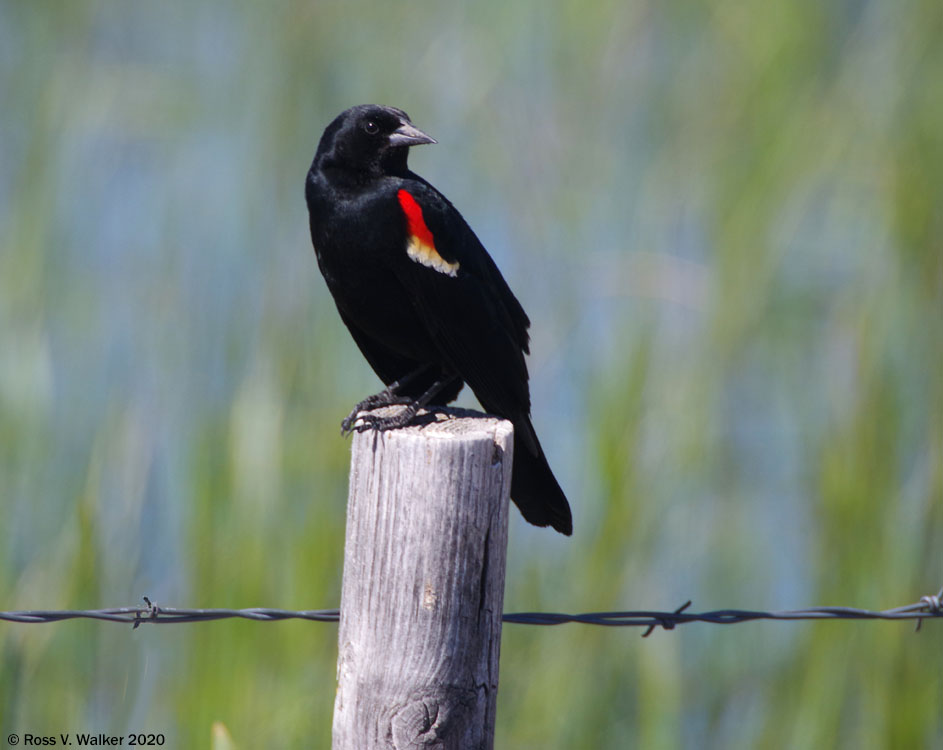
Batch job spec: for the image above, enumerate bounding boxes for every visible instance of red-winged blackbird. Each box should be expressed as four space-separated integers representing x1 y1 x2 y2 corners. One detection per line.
305 104 572 535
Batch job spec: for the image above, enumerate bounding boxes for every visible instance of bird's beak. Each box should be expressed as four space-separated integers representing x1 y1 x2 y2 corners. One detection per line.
388 121 437 148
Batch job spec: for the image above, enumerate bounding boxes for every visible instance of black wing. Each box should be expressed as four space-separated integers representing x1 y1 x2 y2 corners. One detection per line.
391 179 537 444
391 178 572 534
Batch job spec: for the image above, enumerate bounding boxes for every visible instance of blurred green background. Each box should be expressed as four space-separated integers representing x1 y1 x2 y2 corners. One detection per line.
2 0 941 747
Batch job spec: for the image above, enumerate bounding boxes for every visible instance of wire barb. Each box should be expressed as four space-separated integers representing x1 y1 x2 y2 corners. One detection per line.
642 600 692 638
2 588 941 631
133 596 159 630
914 586 943 633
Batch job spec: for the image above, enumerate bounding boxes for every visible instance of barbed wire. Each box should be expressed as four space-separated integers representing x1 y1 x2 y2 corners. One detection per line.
1 588 940 636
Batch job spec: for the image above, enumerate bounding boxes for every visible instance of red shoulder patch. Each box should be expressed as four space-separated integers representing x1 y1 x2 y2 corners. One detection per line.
396 189 459 277
397 190 436 248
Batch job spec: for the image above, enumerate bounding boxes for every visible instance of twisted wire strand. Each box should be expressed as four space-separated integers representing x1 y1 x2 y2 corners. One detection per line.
1 587 940 635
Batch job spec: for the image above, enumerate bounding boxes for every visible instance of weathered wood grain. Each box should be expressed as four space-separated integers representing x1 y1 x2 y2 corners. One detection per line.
332 407 513 750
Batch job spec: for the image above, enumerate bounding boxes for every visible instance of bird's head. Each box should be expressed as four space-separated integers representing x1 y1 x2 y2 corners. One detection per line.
315 104 436 176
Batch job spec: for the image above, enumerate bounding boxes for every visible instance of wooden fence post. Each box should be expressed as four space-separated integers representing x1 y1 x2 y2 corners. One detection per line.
332 407 513 750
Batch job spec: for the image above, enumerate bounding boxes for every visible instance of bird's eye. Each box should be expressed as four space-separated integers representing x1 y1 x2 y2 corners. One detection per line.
363 120 379 135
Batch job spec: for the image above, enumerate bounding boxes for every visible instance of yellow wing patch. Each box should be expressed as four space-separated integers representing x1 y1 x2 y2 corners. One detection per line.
405 235 460 277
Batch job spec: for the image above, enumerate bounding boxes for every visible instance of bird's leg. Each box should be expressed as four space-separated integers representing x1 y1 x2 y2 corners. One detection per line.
340 365 431 435
350 375 455 433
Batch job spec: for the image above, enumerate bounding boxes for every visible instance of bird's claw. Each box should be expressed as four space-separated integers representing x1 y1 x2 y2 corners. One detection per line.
340 409 361 436
341 393 417 436
341 407 418 434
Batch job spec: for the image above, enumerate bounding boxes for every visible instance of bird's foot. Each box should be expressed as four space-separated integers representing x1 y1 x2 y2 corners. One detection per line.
347 404 420 433
341 396 414 435
341 373 456 435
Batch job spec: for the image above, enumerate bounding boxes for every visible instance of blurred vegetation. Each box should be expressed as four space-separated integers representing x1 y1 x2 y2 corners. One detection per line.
1 0 940 747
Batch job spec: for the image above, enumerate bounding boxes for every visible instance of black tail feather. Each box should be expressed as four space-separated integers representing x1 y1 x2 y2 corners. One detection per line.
509 420 572 535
